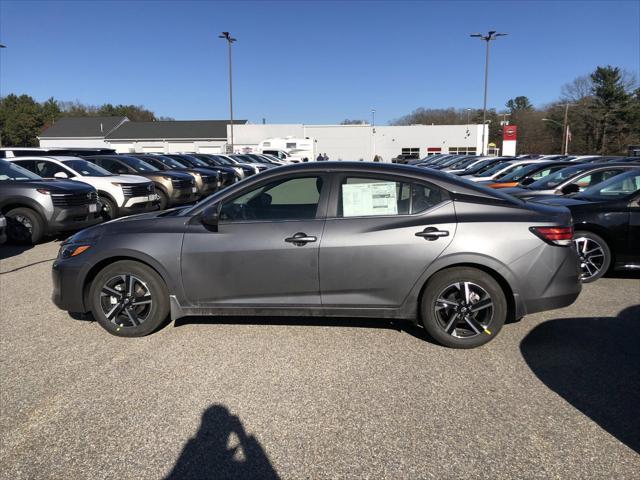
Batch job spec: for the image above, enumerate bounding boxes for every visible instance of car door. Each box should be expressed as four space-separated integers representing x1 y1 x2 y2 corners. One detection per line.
181 174 329 306
319 173 456 308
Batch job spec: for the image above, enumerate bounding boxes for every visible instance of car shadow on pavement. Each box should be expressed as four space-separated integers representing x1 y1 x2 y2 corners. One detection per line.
520 304 640 453
174 316 437 344
165 404 280 480
0 243 33 261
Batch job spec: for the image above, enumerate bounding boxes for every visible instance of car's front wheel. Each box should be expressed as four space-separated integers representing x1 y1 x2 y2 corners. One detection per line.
5 207 44 244
421 267 507 348
89 260 170 337
573 231 610 283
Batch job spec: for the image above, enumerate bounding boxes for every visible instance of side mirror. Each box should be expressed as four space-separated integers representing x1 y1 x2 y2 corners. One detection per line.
54 171 69 179
201 204 220 230
561 183 580 195
520 177 535 186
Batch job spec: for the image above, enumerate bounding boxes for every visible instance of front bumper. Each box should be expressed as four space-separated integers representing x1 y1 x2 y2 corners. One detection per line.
48 204 104 233
52 257 87 312
170 187 199 205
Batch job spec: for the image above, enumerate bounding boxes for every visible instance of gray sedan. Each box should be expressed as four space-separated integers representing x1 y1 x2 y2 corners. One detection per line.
52 162 581 349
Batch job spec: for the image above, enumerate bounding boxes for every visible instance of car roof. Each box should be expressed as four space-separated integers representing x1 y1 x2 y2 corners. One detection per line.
7 155 87 163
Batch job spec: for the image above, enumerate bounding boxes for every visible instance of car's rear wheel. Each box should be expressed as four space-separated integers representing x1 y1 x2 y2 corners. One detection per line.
5 207 44 244
89 260 170 337
573 231 610 283
421 267 507 348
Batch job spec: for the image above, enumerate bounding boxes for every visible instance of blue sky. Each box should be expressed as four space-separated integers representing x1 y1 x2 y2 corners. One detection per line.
1 0 638 124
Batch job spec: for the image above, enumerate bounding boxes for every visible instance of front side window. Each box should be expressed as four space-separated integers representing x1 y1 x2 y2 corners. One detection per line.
572 169 626 190
34 161 74 178
338 177 445 217
220 176 323 222
578 171 640 200
0 161 42 181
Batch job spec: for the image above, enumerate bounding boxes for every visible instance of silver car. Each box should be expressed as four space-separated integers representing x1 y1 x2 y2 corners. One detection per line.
51 162 581 349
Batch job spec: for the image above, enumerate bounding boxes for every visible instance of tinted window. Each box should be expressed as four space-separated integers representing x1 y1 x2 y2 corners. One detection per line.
93 158 130 174
527 165 592 189
34 161 74 178
119 156 159 172
578 170 640 200
220 176 323 221
0 160 42 180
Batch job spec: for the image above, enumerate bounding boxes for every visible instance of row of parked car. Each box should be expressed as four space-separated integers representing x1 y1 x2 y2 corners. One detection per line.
410 153 640 283
0 148 290 245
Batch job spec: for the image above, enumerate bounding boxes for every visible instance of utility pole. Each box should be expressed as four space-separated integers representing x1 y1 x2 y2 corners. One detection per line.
562 102 570 155
219 32 237 154
371 109 376 161
470 31 507 155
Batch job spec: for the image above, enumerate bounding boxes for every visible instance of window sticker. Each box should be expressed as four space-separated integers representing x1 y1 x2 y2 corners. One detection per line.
342 181 398 217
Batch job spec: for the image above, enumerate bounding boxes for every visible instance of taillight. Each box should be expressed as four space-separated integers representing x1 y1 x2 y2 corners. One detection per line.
530 226 574 246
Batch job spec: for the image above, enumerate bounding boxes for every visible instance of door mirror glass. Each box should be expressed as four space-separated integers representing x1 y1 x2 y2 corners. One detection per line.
201 204 220 229
53 171 69 179
561 183 580 195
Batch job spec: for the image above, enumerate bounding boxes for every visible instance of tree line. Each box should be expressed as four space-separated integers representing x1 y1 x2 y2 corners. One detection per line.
390 65 639 155
0 95 172 147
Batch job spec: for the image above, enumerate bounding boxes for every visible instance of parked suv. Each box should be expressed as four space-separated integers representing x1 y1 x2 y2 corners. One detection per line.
83 155 198 209
9 156 158 220
0 160 102 244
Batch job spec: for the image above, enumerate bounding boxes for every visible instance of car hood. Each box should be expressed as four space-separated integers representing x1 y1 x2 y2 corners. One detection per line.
12 179 95 193
110 174 151 184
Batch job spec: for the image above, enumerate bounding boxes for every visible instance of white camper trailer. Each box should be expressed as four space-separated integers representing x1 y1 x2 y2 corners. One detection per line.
258 137 316 162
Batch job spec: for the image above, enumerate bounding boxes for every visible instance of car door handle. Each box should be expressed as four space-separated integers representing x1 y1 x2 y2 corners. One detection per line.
285 232 317 246
416 227 449 240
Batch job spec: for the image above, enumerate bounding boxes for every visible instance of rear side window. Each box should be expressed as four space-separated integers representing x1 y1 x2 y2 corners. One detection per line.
573 169 626 190
338 176 446 217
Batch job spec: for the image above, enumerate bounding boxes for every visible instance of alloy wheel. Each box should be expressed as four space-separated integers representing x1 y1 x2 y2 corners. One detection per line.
574 236 605 281
99 274 153 328
434 282 494 338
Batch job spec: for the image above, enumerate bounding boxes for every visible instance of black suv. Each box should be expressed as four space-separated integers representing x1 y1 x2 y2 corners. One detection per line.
0 160 102 244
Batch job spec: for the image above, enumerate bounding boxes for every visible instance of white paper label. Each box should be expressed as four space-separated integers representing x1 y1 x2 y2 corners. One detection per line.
342 182 398 217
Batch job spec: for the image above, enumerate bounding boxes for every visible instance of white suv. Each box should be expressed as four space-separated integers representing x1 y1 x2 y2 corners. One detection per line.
10 156 158 219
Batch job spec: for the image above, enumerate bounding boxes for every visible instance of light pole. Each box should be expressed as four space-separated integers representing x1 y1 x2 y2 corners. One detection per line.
0 44 6 148
470 31 507 155
542 111 570 155
219 32 236 154
371 109 376 160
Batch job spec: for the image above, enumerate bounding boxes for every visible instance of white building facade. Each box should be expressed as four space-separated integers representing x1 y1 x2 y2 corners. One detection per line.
231 123 486 161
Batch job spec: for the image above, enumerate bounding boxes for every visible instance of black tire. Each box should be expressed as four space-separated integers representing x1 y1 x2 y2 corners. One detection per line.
420 267 507 349
99 195 118 220
5 207 45 245
157 189 169 210
89 260 170 337
574 231 611 283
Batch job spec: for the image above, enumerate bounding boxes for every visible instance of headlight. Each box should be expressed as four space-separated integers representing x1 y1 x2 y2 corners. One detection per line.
36 188 51 195
58 244 92 259
111 182 123 186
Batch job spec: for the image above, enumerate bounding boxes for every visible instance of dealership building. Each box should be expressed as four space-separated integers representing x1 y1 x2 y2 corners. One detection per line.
39 116 488 160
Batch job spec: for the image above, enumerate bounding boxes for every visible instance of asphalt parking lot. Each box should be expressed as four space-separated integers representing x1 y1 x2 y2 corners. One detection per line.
1 241 639 479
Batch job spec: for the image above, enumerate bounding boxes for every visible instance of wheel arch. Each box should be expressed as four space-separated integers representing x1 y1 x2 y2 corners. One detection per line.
81 255 170 312
416 262 517 324
0 198 47 222
573 223 615 266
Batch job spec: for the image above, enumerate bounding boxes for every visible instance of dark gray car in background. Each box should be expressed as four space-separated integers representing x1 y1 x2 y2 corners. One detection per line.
52 162 581 348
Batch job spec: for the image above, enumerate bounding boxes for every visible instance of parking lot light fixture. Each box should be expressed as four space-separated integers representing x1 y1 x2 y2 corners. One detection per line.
470 31 507 155
219 32 237 154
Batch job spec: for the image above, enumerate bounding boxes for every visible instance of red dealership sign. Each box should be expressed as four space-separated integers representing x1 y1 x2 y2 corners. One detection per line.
503 125 517 141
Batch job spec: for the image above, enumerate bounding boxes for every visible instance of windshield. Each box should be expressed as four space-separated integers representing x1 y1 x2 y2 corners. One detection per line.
233 155 259 164
0 161 42 181
63 159 111 177
526 164 592 190
179 155 210 168
474 161 513 177
462 159 497 175
211 155 233 165
448 157 482 169
120 156 159 172
496 163 547 182
154 155 188 169
576 170 640 200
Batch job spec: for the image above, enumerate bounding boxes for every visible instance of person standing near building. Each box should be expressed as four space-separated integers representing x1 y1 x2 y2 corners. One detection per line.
316 153 324 162
323 153 329 161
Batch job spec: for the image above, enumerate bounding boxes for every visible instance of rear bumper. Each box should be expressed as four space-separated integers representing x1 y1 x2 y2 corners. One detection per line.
515 245 582 317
